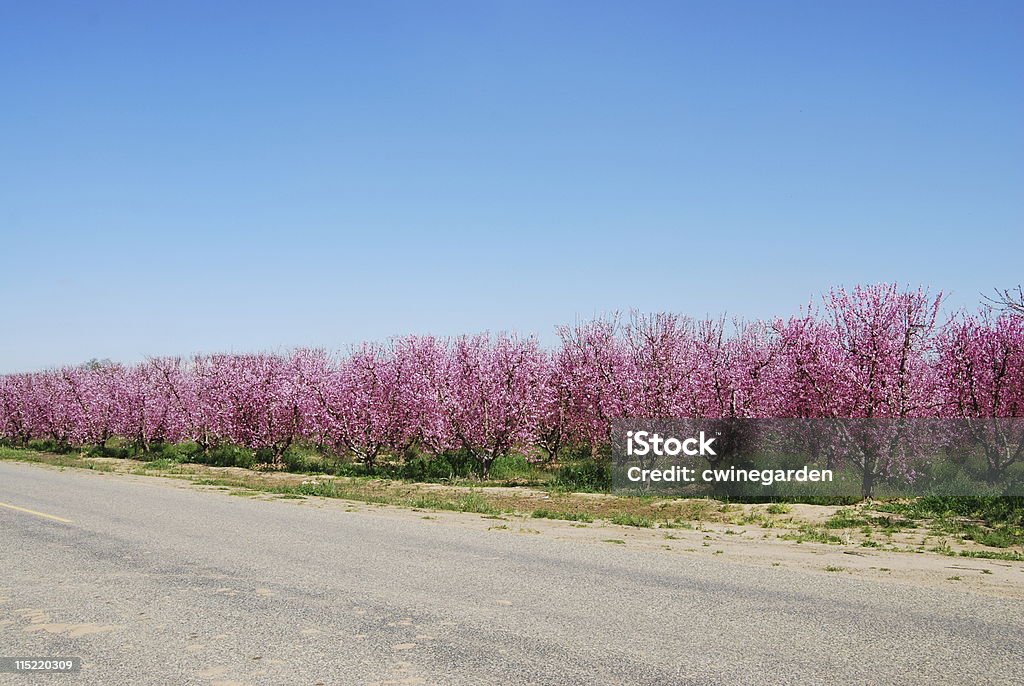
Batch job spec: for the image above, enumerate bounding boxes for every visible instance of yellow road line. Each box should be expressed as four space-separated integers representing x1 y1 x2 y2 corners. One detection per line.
0 501 73 524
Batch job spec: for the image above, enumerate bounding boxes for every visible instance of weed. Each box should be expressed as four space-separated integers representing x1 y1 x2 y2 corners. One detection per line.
956 549 1024 561
609 513 653 528
826 509 869 529
780 526 843 545
531 509 593 523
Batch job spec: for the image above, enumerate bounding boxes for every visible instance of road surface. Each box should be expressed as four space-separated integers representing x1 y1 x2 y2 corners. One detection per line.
0 461 1021 685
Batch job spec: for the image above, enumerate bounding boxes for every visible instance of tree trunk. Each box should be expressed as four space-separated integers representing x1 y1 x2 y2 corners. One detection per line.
986 461 1003 486
861 469 875 500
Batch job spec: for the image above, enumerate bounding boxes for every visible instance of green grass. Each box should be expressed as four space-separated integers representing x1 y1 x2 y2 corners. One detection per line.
825 509 869 529
404 492 503 515
780 525 844 545
0 446 114 471
531 509 593 523
487 454 540 481
925 519 1024 548
609 512 654 528
875 496 1023 529
954 549 1024 561
873 497 1024 550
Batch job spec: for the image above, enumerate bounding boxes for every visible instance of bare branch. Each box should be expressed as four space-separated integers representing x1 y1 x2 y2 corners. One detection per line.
982 285 1024 315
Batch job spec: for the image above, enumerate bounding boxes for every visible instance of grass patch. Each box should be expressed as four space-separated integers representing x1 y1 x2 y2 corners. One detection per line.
825 509 869 529
874 497 1023 550
405 493 502 515
609 513 653 528
780 526 843 545
955 549 1024 561
0 446 110 470
531 509 593 523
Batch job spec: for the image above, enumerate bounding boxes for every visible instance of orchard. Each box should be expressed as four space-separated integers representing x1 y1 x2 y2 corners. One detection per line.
1 284 1021 492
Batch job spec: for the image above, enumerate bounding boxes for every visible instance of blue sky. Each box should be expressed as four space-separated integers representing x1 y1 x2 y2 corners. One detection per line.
1 1 1021 372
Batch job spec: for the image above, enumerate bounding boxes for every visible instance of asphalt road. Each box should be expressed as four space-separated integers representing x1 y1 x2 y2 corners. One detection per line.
0 461 1021 686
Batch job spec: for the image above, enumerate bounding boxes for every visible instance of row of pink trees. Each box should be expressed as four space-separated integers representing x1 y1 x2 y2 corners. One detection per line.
1 285 1022 477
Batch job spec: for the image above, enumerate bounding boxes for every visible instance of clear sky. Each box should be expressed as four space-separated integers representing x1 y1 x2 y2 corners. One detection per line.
1 1 1021 372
